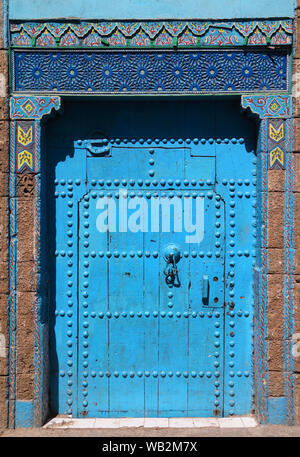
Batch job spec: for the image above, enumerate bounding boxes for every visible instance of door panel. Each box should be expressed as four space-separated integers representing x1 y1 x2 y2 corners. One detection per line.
85 146 216 187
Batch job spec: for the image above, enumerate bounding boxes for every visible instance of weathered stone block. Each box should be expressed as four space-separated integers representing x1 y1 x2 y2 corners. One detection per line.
267 337 283 372
294 117 300 153
267 249 284 274
295 372 300 425
268 169 285 192
0 98 8 121
268 370 284 397
267 192 284 248
17 292 35 315
0 197 8 266
0 173 8 197
0 376 8 429
16 311 35 375
293 155 300 193
17 262 36 292
0 130 9 173
16 373 35 401
17 199 35 263
267 274 284 374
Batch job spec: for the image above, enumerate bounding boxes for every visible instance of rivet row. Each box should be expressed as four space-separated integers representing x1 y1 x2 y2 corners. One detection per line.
77 370 223 379
77 138 245 146
80 251 223 258
77 311 222 319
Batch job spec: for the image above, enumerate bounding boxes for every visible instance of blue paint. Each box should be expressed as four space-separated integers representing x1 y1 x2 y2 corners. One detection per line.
46 98 256 417
283 120 295 424
15 400 34 427
9 0 297 20
267 397 288 424
253 120 269 423
12 50 289 95
8 124 18 428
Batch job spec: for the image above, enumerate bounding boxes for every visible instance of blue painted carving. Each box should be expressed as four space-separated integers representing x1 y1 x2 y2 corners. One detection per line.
10 95 61 119
241 95 292 118
13 50 288 94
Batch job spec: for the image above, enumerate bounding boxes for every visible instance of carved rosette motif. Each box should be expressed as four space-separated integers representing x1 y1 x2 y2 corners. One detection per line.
12 50 288 94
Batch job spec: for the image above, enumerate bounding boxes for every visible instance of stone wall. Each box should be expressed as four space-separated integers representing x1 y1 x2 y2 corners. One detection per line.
293 0 300 425
0 0 9 430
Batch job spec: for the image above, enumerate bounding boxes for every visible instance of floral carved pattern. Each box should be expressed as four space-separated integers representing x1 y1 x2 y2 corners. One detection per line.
10 19 293 48
13 50 288 94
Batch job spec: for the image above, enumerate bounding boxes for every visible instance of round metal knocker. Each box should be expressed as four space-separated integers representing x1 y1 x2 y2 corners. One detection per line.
163 244 181 286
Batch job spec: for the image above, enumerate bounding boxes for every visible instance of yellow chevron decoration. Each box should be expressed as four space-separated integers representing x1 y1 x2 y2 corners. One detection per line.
17 125 33 146
270 146 284 169
269 122 284 142
17 149 33 171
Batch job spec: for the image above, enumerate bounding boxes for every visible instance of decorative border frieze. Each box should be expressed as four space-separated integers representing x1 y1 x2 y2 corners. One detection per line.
10 19 293 48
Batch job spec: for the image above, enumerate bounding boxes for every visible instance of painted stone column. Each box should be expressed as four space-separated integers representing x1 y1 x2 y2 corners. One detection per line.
293 0 300 426
0 0 9 431
9 96 61 427
242 95 295 424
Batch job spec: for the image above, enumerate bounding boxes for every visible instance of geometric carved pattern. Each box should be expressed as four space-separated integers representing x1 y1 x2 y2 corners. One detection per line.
15 120 35 172
268 119 286 169
10 96 61 120
12 50 288 94
269 122 284 142
16 173 35 196
17 125 33 146
241 95 292 119
10 19 293 48
17 149 33 172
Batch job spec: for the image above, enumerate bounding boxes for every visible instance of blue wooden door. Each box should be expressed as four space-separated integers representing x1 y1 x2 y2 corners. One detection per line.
77 143 225 417
48 99 255 418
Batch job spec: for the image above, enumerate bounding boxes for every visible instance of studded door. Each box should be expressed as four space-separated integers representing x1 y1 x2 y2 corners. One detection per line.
77 150 225 416
48 99 256 418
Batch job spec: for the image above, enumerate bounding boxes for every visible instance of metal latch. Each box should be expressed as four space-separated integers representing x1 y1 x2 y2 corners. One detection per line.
85 139 111 156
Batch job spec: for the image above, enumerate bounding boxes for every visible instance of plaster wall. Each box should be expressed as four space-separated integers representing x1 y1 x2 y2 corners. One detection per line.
9 0 297 20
